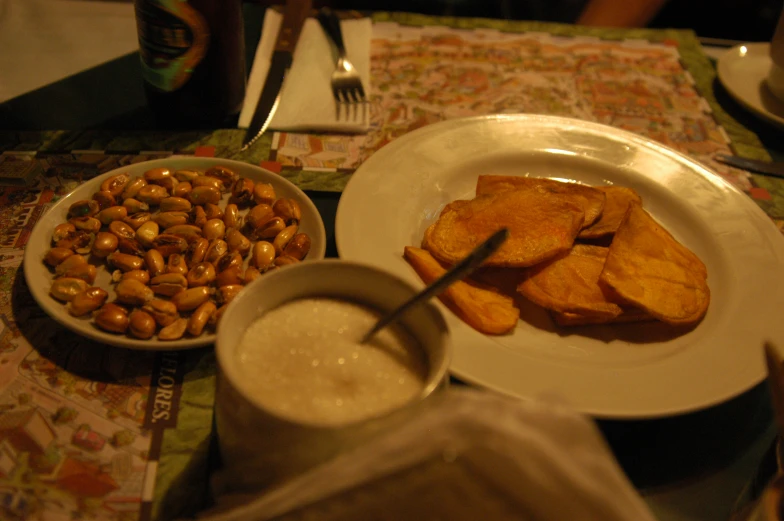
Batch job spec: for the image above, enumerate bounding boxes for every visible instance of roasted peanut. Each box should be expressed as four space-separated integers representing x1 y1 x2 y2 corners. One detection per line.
101 173 131 197
215 266 243 287
50 277 89 302
154 211 190 228
204 239 228 264
68 199 100 219
121 270 150 284
122 198 150 215
252 183 276 205
59 263 97 284
216 285 244 306
174 169 200 182
109 221 136 240
67 287 108 317
186 262 216 287
189 205 207 228
160 196 192 212
274 254 300 267
53 222 77 244
94 304 130 333
121 177 147 200
273 225 298 256
189 186 221 206
107 251 145 272
129 310 157 339
173 181 193 199
158 318 188 340
136 185 169 205
185 237 209 266
118 238 146 258
251 241 275 270
253 216 286 240
115 279 154 306
54 254 87 277
45 247 75 267
166 254 188 275
204 203 223 221
203 218 226 241
123 212 152 230
209 304 228 327
145 249 165 277
187 300 216 336
283 233 311 260
246 204 274 230
164 224 202 243
152 234 188 257
70 216 102 234
273 198 301 224
223 203 241 229
230 178 254 207
225 228 251 256
91 232 119 258
205 165 238 186
216 251 243 273
96 206 128 225
142 299 178 327
192 176 224 192
171 286 212 311
150 273 188 297
135 221 159 248
92 190 117 210
244 266 261 284
143 167 172 184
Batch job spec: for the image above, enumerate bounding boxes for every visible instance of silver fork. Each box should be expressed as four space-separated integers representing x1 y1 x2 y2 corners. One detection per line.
317 8 367 121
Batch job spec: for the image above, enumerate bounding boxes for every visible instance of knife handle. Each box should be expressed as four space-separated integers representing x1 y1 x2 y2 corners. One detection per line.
275 0 313 53
317 7 346 54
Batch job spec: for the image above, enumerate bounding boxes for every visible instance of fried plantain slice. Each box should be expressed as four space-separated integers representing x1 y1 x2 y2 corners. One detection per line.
578 186 642 239
517 244 623 318
422 189 585 268
550 307 654 327
404 246 519 335
599 204 709 326
476 175 606 228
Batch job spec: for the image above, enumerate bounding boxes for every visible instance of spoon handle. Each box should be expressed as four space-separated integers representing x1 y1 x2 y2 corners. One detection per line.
361 228 509 344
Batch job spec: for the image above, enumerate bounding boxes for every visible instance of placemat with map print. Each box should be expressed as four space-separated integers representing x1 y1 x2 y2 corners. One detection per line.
0 13 779 521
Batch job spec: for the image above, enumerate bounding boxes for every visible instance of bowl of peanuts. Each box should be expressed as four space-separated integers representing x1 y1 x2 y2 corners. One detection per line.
23 157 327 350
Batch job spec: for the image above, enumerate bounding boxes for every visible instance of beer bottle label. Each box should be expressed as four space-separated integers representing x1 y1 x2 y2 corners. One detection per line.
135 0 210 92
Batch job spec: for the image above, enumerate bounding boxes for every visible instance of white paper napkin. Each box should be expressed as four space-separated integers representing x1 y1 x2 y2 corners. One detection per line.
238 9 371 134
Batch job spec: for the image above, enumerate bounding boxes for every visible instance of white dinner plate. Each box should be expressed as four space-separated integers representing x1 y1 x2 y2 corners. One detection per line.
717 42 784 129
335 114 784 418
24 157 327 351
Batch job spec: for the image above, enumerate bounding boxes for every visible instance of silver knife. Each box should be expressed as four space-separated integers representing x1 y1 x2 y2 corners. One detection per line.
241 0 312 150
361 228 510 344
715 154 784 180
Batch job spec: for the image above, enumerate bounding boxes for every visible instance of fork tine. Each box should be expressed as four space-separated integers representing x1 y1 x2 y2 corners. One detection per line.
356 84 367 102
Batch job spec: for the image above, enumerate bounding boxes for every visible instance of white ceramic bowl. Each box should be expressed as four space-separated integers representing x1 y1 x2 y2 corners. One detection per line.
214 260 451 493
23 157 327 351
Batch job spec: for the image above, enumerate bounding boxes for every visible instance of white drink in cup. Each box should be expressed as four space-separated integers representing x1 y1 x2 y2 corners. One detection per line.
214 260 451 493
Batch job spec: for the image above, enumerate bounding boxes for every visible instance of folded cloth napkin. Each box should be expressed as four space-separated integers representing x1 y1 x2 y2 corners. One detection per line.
238 9 371 134
201 389 658 521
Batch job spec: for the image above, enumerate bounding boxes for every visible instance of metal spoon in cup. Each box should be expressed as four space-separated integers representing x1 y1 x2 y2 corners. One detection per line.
361 228 510 344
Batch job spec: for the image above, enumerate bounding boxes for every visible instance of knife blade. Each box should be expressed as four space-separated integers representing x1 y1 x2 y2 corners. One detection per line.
241 0 312 150
715 154 784 180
